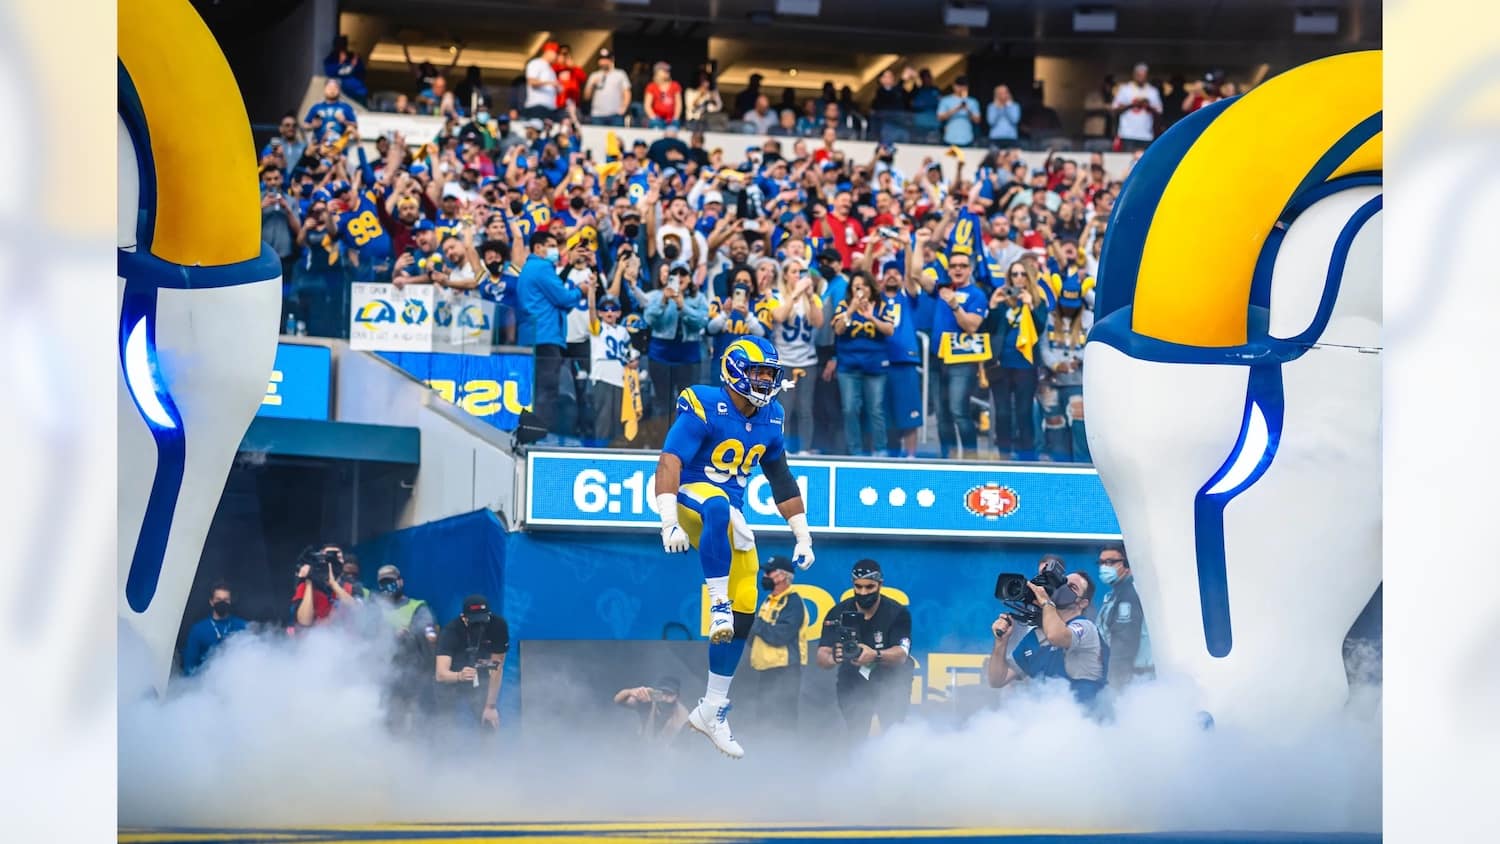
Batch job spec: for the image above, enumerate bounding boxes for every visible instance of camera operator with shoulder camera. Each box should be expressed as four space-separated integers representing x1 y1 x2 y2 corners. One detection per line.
435 594 509 730
988 561 1107 706
816 560 913 739
290 545 359 629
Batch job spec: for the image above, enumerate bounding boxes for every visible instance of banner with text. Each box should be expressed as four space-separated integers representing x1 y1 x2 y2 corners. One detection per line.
524 450 1119 540
350 282 495 354
380 350 535 432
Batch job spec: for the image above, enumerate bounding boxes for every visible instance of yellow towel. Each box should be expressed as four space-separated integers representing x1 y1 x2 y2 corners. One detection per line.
621 365 643 441
1015 309 1039 364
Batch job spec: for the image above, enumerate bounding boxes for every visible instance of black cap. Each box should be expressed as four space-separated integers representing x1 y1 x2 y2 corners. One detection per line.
851 559 883 582
461 594 491 620
763 556 795 575
598 48 614 60
954 75 969 87
654 675 680 696
817 247 842 265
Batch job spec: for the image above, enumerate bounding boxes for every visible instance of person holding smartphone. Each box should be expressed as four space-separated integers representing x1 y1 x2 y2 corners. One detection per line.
707 269 768 386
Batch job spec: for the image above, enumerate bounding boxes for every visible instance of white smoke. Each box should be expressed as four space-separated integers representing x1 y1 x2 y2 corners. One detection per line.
119 616 1379 833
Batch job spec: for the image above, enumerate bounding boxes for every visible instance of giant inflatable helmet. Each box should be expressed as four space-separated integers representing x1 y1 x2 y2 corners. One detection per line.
1085 50 1381 728
119 0 282 691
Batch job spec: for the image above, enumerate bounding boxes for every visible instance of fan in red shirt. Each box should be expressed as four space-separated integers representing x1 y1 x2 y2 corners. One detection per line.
815 189 866 269
644 62 683 126
552 44 583 110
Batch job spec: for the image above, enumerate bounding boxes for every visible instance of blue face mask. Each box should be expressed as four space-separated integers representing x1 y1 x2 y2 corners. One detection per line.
544 246 560 262
1097 564 1119 585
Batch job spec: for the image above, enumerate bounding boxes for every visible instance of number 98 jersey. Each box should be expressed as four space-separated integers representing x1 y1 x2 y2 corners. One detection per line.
663 385 786 511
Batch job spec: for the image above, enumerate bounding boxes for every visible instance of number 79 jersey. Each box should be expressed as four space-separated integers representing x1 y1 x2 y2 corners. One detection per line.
663 385 787 511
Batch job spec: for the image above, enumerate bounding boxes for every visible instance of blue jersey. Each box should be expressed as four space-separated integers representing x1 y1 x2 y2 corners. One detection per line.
663 384 786 511
508 201 553 240
478 262 522 309
947 209 992 287
304 100 357 136
335 188 392 262
882 290 921 366
625 173 651 206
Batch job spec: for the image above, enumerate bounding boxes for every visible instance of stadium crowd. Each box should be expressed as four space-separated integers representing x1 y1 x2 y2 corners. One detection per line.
262 39 1242 461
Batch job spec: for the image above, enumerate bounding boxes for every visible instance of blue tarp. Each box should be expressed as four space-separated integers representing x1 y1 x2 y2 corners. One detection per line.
354 509 508 626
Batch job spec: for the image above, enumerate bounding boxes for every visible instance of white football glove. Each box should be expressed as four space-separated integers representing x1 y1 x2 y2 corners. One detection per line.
788 513 815 570
658 493 691 553
792 540 815 571
662 524 691 554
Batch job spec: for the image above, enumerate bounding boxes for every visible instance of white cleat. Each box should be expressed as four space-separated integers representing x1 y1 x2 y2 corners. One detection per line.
708 600 734 644
688 698 744 758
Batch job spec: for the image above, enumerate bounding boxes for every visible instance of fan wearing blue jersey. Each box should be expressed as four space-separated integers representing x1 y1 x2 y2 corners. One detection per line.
654 336 815 758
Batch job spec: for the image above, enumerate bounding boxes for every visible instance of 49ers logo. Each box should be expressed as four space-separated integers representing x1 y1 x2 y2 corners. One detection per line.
964 483 1020 519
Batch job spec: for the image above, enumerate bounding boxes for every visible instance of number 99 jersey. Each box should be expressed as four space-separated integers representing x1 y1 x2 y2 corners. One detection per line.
663 384 786 511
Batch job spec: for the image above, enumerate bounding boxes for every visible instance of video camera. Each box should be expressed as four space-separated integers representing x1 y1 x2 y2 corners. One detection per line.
295 545 342 588
832 610 864 665
994 557 1067 628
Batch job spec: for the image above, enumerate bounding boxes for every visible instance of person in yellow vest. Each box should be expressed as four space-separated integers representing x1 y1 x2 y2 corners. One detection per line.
375 565 436 732
748 556 806 738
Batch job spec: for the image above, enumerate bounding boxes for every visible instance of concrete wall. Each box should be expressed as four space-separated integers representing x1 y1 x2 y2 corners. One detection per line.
334 346 517 529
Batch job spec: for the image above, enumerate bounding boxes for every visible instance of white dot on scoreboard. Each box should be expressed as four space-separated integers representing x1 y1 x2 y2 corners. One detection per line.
859 487 878 506
888 488 907 507
917 488 936 508
607 500 620 514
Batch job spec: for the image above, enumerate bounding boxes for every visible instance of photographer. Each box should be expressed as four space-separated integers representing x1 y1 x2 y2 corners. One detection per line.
987 569 1107 706
816 560 913 739
290 545 358 628
614 676 690 744
434 594 509 730
980 260 1046 460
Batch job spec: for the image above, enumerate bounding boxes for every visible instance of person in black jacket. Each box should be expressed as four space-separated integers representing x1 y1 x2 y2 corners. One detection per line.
816 560 913 740
747 556 806 738
980 260 1048 460
1097 543 1148 688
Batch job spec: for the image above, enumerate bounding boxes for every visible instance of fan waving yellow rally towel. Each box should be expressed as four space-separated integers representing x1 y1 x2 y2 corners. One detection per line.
621 365 643 441
1015 307 1038 364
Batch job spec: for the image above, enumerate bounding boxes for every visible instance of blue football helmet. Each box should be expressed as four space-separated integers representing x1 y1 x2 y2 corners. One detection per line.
720 337 784 407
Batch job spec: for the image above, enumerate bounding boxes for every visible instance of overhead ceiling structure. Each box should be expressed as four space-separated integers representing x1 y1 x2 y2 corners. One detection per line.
342 0 1381 48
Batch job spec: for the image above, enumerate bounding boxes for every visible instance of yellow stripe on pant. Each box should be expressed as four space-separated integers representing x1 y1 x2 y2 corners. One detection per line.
675 482 759 614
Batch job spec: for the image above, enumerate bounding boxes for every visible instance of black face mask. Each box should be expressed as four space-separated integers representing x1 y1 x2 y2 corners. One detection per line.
622 222 640 239
509 198 525 215
210 600 231 615
485 260 504 275
854 591 879 609
570 196 586 211
759 575 775 591
663 243 681 261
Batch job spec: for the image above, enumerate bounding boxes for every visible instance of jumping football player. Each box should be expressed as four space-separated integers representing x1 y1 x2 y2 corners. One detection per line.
654 336 815 758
